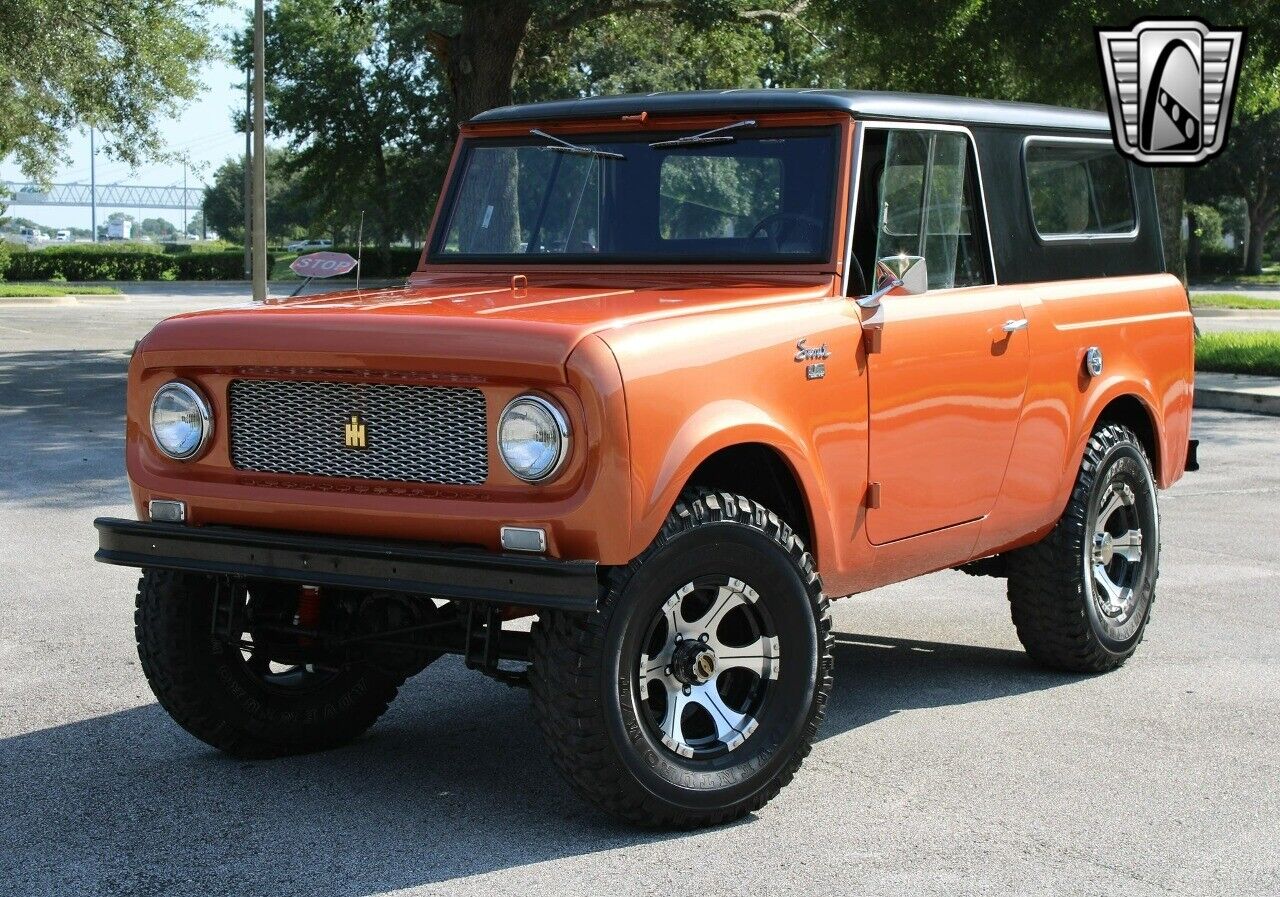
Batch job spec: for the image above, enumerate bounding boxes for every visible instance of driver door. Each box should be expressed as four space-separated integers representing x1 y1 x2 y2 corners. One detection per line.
859 127 1029 545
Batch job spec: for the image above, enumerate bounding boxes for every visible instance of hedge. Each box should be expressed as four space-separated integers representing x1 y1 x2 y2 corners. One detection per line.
1196 248 1243 277
322 246 422 279
2 249 270 281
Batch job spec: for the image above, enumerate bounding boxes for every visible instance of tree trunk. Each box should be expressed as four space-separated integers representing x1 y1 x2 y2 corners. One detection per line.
372 138 393 261
1245 207 1270 275
1153 168 1186 284
1186 206 1201 279
437 1 534 126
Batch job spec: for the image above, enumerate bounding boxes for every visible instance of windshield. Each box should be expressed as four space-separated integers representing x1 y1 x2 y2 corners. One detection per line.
431 125 841 264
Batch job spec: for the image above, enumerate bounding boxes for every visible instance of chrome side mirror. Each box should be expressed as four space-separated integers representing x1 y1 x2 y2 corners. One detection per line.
856 254 928 309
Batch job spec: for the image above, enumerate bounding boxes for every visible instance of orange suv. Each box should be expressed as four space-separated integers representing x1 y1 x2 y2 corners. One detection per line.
97 90 1195 827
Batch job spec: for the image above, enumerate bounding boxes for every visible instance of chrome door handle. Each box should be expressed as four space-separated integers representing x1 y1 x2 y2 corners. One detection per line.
1002 318 1029 333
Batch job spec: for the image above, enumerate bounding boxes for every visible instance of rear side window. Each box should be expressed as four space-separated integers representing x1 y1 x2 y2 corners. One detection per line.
1024 139 1137 240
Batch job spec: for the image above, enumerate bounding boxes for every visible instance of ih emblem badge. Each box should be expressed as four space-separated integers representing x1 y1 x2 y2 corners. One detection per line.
344 414 367 449
1097 19 1245 166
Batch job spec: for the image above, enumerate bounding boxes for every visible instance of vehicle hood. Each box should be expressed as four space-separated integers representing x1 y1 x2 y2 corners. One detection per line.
137 279 834 382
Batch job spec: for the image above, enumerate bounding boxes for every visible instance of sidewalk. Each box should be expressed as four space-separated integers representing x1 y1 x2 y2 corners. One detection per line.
1195 372 1280 416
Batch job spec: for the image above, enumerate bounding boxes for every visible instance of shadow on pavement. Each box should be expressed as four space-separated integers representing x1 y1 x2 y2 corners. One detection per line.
0 633 1079 895
0 349 130 508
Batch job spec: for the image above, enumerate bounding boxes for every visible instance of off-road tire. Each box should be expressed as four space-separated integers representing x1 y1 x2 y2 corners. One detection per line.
1006 423 1160 673
530 490 833 828
135 570 401 758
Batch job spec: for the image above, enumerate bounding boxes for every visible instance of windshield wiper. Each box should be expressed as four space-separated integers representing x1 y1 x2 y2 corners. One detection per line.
649 119 757 149
529 128 625 160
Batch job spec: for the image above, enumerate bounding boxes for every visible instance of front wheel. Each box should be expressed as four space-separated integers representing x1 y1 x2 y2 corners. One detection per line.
135 570 404 758
530 491 833 827
1006 423 1160 672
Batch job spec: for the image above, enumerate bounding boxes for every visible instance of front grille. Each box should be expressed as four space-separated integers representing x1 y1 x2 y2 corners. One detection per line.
228 379 488 485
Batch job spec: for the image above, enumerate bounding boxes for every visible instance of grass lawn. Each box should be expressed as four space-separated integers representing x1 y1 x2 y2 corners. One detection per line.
1190 292 1280 310
270 252 301 279
0 283 123 298
1192 267 1280 286
1196 332 1280 377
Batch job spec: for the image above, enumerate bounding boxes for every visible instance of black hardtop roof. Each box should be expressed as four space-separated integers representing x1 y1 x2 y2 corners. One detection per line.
469 88 1110 133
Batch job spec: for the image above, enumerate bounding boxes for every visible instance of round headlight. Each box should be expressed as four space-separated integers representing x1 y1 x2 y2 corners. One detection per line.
498 395 569 483
149 381 211 461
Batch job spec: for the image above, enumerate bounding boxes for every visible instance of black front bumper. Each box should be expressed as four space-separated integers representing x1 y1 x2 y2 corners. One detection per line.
93 518 601 612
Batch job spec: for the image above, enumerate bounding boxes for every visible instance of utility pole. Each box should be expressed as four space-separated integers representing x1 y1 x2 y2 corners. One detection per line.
182 158 188 240
90 128 98 243
251 0 268 302
243 66 251 278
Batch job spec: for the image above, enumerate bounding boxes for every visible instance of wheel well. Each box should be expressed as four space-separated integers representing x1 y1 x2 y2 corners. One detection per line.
684 444 814 552
1097 394 1159 473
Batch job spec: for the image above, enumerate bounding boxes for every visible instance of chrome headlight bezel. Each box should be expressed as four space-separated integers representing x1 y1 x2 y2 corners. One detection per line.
498 394 570 483
149 380 212 461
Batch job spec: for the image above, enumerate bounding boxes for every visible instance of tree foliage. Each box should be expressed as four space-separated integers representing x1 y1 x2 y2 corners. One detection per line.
1193 111 1280 273
0 0 219 182
203 146 319 242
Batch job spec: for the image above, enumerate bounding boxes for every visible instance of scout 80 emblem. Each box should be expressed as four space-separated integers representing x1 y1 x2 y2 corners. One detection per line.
344 414 367 449
1096 19 1245 166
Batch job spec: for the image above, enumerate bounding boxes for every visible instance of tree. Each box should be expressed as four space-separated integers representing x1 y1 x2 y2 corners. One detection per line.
0 0 218 182
1195 111 1280 274
248 0 450 253
203 146 318 242
185 211 206 239
344 0 820 124
137 217 179 241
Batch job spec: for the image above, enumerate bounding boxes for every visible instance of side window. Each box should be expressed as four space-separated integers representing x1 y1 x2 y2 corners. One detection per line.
1024 140 1137 239
873 130 991 290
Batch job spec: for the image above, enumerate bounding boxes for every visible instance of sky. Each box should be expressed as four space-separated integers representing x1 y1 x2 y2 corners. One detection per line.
1 2 254 233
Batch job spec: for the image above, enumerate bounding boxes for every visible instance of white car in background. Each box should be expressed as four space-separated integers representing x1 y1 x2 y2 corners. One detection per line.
286 238 333 252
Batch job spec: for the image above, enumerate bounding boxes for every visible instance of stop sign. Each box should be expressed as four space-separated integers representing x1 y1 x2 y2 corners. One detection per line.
289 251 358 278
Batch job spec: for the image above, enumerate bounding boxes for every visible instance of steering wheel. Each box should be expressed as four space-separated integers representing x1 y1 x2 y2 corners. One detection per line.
747 212 823 251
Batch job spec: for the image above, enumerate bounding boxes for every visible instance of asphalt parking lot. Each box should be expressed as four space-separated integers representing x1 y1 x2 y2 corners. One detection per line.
1 289 1277 896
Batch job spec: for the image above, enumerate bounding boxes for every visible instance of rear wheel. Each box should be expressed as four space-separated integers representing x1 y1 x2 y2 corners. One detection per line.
135 570 404 758
1006 423 1160 672
530 491 833 828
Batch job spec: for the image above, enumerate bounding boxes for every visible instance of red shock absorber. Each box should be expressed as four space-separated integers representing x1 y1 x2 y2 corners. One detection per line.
294 585 322 644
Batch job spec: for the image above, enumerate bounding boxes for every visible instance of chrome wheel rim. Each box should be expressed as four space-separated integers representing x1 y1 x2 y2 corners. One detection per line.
1088 481 1146 626
636 576 780 760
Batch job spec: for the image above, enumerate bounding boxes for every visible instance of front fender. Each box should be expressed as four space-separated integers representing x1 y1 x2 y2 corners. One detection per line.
630 402 835 568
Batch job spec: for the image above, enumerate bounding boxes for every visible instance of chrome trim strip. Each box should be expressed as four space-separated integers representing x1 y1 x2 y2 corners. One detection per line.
841 122 866 297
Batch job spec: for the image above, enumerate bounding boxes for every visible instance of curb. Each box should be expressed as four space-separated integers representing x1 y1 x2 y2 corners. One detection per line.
1194 374 1280 416
1195 389 1280 415
0 295 77 307
1192 307 1280 318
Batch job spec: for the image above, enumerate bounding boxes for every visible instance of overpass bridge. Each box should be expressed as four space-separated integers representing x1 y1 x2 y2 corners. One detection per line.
2 181 204 211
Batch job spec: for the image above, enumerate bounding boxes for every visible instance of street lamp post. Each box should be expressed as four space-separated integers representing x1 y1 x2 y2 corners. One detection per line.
243 67 251 279
251 0 267 301
90 127 97 243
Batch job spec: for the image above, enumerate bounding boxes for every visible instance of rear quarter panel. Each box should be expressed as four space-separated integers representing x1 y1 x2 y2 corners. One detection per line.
973 273 1194 557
